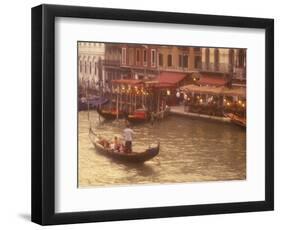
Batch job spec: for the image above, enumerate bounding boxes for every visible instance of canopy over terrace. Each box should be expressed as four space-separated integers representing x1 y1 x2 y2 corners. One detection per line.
111 79 143 86
197 73 229 87
110 79 148 115
180 84 246 98
146 72 187 88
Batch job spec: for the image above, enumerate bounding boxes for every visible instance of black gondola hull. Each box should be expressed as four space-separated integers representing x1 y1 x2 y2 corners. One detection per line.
94 141 160 163
96 108 125 120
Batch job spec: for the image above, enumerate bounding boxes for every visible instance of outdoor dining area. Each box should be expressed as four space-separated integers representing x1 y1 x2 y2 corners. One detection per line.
179 84 246 118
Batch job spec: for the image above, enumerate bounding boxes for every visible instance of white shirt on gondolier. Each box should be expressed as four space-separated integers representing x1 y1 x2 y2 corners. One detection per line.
123 128 134 142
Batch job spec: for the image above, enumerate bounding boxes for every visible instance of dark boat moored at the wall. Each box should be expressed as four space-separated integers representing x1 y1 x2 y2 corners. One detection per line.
79 96 109 111
126 115 149 124
224 113 246 128
126 109 149 124
96 107 125 120
126 108 170 124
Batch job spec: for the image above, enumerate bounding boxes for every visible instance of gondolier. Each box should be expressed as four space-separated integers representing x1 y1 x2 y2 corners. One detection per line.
123 124 134 153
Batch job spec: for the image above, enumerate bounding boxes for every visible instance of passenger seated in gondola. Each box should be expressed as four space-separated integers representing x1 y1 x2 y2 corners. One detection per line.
111 136 121 152
97 136 110 148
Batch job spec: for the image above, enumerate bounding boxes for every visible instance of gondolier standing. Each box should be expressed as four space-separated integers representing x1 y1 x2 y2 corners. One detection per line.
123 124 134 153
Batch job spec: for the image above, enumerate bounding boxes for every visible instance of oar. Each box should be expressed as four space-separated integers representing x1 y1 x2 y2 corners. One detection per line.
89 127 97 136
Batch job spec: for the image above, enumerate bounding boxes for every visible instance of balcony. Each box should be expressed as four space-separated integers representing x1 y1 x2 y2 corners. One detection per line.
201 63 232 73
103 60 121 67
233 67 246 80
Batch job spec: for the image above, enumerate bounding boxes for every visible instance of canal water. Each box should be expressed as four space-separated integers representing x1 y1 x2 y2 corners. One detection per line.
78 111 246 187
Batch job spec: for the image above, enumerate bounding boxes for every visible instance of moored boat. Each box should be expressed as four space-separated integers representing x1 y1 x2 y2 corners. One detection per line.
224 113 246 128
126 109 149 124
96 107 125 120
79 96 109 111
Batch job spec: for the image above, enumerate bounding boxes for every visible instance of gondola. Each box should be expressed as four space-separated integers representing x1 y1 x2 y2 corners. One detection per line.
126 107 170 124
96 107 125 120
79 96 109 111
126 114 149 124
224 113 246 128
89 129 160 163
126 109 150 124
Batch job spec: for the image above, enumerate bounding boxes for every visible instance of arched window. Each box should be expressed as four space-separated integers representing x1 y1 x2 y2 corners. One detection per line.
79 60 82 73
151 49 156 67
167 54 172 67
214 48 219 71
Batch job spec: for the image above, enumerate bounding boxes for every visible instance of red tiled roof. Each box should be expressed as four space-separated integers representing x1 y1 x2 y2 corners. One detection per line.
197 74 228 86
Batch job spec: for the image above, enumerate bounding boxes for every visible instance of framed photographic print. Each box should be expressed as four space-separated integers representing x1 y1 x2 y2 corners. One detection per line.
31 4 274 225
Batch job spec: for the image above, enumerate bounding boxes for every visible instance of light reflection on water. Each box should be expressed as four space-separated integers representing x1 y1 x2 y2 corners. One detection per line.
78 111 246 187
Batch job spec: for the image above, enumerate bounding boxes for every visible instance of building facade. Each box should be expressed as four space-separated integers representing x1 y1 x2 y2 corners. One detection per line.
103 44 124 92
105 44 202 81
201 48 246 87
157 46 202 73
78 42 105 91
119 44 159 80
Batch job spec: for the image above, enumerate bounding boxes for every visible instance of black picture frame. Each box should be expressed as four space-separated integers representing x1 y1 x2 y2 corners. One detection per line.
31 4 274 225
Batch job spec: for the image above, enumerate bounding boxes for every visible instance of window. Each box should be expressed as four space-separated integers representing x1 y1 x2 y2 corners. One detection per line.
229 49 234 65
195 56 201 69
95 62 97 75
238 49 245 67
167 54 172 67
178 55 182 67
122 48 126 65
89 62 92 74
205 48 210 66
214 49 219 70
158 53 163 66
179 54 188 68
183 55 188 68
129 48 134 65
151 49 156 67
79 61 82 73
143 50 147 65
136 49 140 64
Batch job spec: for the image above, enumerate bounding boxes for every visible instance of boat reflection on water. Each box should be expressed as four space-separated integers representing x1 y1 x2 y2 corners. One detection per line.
78 110 246 187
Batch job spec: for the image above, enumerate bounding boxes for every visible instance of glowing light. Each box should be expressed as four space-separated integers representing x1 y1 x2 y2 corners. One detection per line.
199 99 203 103
226 102 230 106
193 78 196 81
167 90 171 96
242 103 245 107
238 100 242 104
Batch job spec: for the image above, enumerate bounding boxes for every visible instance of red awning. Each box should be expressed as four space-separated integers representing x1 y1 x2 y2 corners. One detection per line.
197 74 228 86
111 79 143 85
156 72 186 86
